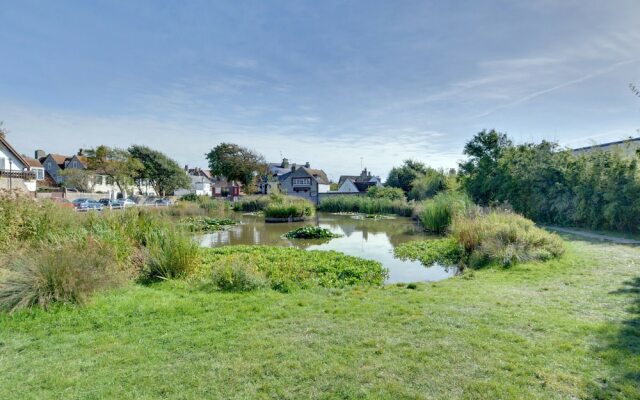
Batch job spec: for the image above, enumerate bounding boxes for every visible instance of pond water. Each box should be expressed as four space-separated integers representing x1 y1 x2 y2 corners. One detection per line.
199 212 458 284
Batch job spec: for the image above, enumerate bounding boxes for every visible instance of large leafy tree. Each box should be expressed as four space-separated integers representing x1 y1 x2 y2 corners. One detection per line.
128 145 190 196
458 129 513 205
206 143 266 191
85 145 143 195
386 160 428 194
60 168 95 192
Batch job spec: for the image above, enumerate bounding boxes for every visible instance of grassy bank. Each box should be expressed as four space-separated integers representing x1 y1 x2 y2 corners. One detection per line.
0 239 638 399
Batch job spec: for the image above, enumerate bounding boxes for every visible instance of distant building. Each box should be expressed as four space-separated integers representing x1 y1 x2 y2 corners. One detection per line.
0 136 38 192
572 137 640 157
175 167 215 197
260 158 313 194
337 168 383 194
279 166 330 204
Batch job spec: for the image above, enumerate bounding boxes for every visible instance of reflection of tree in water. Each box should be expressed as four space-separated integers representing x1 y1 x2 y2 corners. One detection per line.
318 214 422 246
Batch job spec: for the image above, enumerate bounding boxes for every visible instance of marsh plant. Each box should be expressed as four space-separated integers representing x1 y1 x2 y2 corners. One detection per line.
283 226 340 239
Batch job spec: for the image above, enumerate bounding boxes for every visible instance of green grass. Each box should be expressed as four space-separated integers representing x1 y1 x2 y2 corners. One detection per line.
318 196 414 217
0 239 638 399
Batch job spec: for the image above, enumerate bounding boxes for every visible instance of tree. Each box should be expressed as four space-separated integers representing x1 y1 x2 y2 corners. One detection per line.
366 186 405 201
408 168 449 201
85 146 143 196
128 145 190 196
60 168 95 192
458 129 513 205
206 143 266 192
386 160 428 194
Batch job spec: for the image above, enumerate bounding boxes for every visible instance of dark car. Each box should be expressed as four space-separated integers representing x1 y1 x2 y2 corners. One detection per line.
99 198 123 209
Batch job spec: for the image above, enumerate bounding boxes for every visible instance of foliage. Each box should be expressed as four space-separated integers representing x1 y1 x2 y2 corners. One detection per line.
264 199 314 219
60 168 95 192
144 228 201 280
180 193 199 202
318 196 413 217
84 145 144 195
418 191 471 233
0 241 123 313
209 259 269 292
232 195 273 212
181 217 236 232
366 186 405 201
458 129 513 205
407 168 449 200
200 246 387 292
283 226 340 239
386 160 428 194
128 145 190 195
394 237 464 266
206 143 266 191
451 211 564 268
459 131 640 233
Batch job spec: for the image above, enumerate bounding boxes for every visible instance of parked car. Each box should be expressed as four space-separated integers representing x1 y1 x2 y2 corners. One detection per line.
72 198 104 212
99 198 123 209
154 198 172 206
116 198 137 207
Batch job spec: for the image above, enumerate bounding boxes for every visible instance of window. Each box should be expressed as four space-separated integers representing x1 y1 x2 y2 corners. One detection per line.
35 168 44 180
292 178 311 186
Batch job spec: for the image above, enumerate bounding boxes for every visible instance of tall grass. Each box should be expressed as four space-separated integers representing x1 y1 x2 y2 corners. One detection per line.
232 196 272 212
144 228 201 280
318 196 413 216
418 192 471 233
264 199 314 219
0 241 124 313
451 210 564 267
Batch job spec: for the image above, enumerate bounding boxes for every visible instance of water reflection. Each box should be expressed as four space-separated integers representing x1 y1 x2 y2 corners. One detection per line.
200 212 458 283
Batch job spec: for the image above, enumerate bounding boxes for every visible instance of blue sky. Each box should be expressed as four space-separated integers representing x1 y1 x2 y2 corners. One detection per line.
1 0 639 180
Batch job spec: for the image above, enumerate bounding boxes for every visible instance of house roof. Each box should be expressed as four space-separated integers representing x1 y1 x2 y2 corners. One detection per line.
46 154 71 167
301 167 329 184
0 136 30 169
573 137 640 152
338 175 359 186
22 156 43 168
354 181 377 192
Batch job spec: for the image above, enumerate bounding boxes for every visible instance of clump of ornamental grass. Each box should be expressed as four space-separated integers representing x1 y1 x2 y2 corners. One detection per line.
283 226 340 239
0 240 124 313
264 199 315 219
143 228 201 281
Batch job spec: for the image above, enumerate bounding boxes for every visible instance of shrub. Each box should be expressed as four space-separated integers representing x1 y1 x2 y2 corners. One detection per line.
394 237 465 266
283 226 340 239
0 241 123 313
200 246 387 292
366 186 405 201
144 229 200 280
451 211 565 267
419 192 471 233
318 196 413 217
180 193 199 202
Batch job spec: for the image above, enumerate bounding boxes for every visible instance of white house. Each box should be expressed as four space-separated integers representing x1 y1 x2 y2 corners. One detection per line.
337 168 383 194
175 167 214 197
0 136 39 192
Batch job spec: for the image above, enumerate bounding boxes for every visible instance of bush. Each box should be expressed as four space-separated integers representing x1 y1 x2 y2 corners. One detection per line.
366 186 405 201
200 246 387 292
180 193 199 202
144 229 201 280
394 237 464 266
419 192 471 233
0 241 123 313
318 196 413 217
283 226 340 239
451 211 565 267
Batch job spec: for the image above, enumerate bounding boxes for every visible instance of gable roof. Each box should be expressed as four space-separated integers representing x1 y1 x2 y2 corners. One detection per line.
45 154 71 167
22 156 43 168
572 137 640 153
0 136 30 169
301 167 329 184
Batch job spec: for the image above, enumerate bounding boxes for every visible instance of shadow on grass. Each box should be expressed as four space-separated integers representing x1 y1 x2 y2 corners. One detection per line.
590 277 640 398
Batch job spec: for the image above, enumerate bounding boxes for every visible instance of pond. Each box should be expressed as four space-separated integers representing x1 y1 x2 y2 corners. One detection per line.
199 212 458 284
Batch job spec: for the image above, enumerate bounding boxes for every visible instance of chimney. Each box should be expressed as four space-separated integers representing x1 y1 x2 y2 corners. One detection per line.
184 164 189 171
305 161 310 168
281 158 289 168
291 163 297 172
77 148 84 156
35 149 46 160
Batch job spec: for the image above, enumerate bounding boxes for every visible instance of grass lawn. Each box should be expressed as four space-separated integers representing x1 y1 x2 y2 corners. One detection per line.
1 238 638 399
